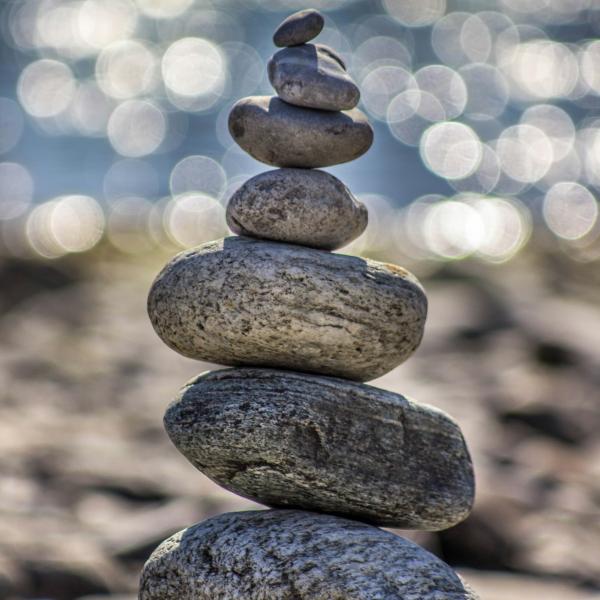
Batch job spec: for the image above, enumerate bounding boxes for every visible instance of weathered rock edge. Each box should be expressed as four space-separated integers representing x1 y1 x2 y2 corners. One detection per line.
226 168 368 250
165 368 475 530
147 236 427 381
228 96 373 168
139 509 480 600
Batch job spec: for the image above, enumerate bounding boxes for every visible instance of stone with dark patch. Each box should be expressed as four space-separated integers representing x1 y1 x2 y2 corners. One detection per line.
165 368 475 530
226 168 367 250
228 96 373 168
147 236 427 382
273 9 324 47
268 44 359 111
139 510 480 600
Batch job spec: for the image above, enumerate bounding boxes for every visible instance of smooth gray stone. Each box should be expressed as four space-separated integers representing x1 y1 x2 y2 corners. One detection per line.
226 169 367 250
147 236 427 382
268 44 359 111
228 96 373 168
165 368 475 530
139 510 480 600
273 9 324 47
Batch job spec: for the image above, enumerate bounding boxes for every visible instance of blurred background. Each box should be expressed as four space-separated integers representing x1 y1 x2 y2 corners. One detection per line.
1 0 600 598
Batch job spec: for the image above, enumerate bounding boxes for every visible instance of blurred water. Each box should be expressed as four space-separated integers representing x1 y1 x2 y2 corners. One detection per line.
0 0 599 262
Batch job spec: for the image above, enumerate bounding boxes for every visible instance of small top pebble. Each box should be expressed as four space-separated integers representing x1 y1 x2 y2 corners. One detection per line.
273 9 324 47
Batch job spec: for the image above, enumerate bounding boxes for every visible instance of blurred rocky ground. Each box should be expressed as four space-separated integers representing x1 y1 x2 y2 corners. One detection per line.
1 245 599 600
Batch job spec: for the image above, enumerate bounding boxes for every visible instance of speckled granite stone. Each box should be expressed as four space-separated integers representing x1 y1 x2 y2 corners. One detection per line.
139 510 480 600
165 368 475 530
228 96 373 168
147 236 427 381
273 9 324 47
226 169 367 250
268 44 359 111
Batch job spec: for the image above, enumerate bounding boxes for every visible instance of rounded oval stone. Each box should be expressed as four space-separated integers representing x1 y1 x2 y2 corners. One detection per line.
140 510 480 600
228 96 373 168
165 368 475 530
268 44 360 111
147 236 427 381
273 9 324 47
226 169 367 250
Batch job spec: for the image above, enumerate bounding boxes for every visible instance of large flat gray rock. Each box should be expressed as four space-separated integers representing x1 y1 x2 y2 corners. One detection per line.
139 510 480 600
268 44 359 111
273 9 324 47
165 368 475 530
226 168 367 250
228 96 373 168
147 236 427 381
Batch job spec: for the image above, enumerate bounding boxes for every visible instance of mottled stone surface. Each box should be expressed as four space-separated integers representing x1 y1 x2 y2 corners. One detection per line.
165 368 475 530
226 169 367 250
147 236 427 381
140 510 480 600
228 96 373 168
268 44 359 111
273 9 324 47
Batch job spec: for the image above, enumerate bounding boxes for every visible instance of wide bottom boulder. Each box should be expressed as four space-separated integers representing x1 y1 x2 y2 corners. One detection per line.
140 510 479 600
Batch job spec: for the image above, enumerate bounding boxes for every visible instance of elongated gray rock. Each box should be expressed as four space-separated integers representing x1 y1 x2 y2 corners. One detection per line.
226 168 367 250
147 236 427 381
140 510 480 600
228 96 373 168
165 368 475 530
268 44 359 111
273 9 324 47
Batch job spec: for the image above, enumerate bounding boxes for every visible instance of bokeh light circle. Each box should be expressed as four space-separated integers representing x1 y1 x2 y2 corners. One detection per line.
383 0 446 28
107 100 166 157
361 66 416 121
169 155 228 200
17 59 76 118
78 0 138 49
415 65 468 120
495 125 554 183
162 37 225 99
420 122 482 180
164 193 227 248
96 40 160 100
423 199 484 259
26 195 105 258
543 182 598 240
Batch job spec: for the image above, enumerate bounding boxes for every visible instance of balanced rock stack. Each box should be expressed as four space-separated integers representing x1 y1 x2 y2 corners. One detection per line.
141 9 478 599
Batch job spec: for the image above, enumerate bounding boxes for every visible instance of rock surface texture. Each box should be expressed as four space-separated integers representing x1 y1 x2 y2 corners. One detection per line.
268 44 360 111
226 168 367 250
228 96 373 167
165 368 475 529
273 8 324 47
147 236 427 381
142 7 478 600
140 510 479 600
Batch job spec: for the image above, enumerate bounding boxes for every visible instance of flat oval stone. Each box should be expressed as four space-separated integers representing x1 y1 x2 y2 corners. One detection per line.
273 9 324 47
140 510 480 600
228 96 373 168
165 368 475 530
268 44 360 111
147 236 427 381
226 169 367 250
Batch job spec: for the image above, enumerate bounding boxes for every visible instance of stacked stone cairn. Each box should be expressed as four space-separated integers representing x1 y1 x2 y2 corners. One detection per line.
141 8 478 599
